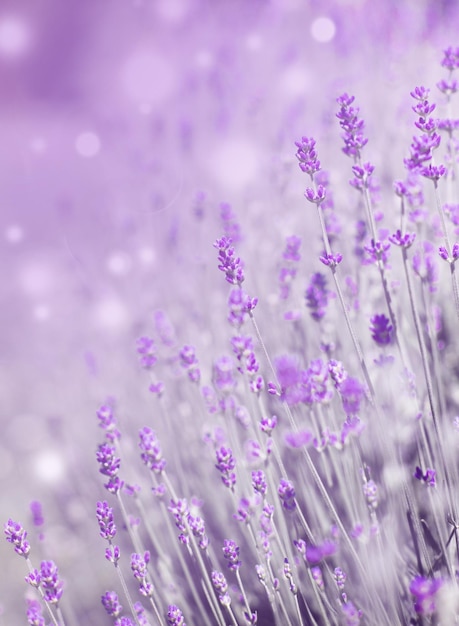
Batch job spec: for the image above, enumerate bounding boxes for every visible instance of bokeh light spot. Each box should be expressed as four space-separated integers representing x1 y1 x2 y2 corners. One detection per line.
137 246 156 266
210 139 259 189
93 296 129 331
311 17 336 43
5 224 24 243
34 450 66 484
30 137 47 154
19 262 55 296
75 132 101 158
122 51 176 107
33 304 50 321
246 34 263 51
0 15 30 57
280 64 311 97
106 251 132 276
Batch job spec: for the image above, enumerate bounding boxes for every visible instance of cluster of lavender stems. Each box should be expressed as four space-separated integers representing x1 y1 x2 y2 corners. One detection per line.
6 45 459 626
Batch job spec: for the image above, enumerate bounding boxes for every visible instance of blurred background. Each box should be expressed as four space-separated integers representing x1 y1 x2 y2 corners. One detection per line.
0 0 458 622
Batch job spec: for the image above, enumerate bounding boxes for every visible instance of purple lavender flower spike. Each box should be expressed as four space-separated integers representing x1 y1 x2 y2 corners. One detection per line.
222 539 241 571
339 377 365 415
259 415 278 435
294 136 321 177
134 602 149 626
179 344 201 383
136 336 157 369
336 93 368 158
421 163 446 181
409 576 443 615
25 569 41 588
251 470 267 496
349 162 374 190
4 519 31 557
39 560 64 605
167 604 187 626
30 501 44 530
215 446 236 491
101 591 123 618
214 236 245 285
213 355 236 392
305 272 332 321
362 479 378 509
441 46 459 71
139 426 166 474
96 442 123 494
116 618 134 626
131 552 153 597
304 184 326 204
187 513 209 550
278 479 296 511
328 359 348 388
105 545 120 564
319 252 342 268
96 500 117 541
341 601 362 625
334 567 346 590
369 314 393 346
97 405 121 443
414 466 436 487
389 229 416 249
285 430 313 448
283 235 301 262
227 288 257 326
26 599 46 626
212 570 231 606
363 239 391 265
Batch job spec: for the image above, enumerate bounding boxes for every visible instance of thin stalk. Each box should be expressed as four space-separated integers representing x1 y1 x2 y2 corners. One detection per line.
113 560 142 626
235 569 255 623
139 491 211 626
432 180 459 318
162 472 227 626
328 267 376 403
250 309 390 622
401 247 457 562
25 557 61 626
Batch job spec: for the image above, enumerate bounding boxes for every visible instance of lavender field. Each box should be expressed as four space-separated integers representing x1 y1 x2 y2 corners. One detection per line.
2 0 459 624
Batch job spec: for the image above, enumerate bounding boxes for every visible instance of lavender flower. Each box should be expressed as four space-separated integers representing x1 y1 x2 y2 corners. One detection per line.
305 272 331 321
212 571 231 606
179 345 201 383
336 93 368 158
97 405 121 443
4 519 30 557
26 600 45 626
167 605 187 626
136 336 157 369
410 576 443 615
101 591 123 618
96 500 117 540
369 314 393 346
222 539 241 571
278 479 296 511
96 442 123 494
131 552 153 597
414 466 436 487
214 236 245 285
215 446 236 491
294 136 321 177
138 426 166 474
39 560 63 605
